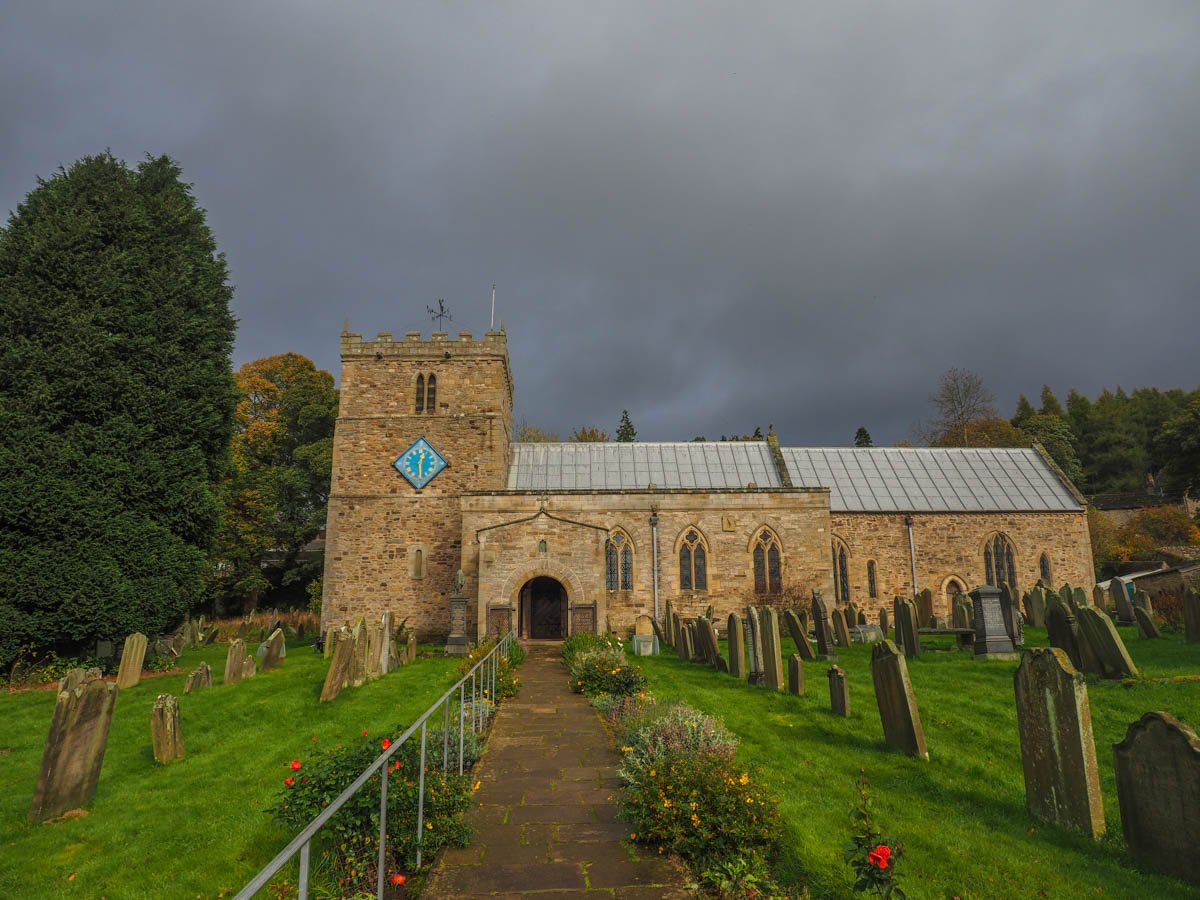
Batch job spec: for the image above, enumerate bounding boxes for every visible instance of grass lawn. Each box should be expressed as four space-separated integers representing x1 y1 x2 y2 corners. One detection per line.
0 640 463 899
635 627 1200 899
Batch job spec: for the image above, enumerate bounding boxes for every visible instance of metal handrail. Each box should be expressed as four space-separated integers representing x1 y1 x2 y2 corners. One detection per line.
234 631 518 900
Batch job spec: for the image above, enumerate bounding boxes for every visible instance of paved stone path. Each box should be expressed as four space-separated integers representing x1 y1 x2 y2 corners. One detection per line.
424 644 686 898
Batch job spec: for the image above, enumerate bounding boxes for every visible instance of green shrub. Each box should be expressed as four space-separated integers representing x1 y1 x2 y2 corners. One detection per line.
561 631 614 668
618 703 739 774
567 645 647 697
591 691 656 726
271 728 473 892
456 640 524 700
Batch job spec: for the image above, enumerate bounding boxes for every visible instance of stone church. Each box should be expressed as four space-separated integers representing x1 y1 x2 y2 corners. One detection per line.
320 328 1095 640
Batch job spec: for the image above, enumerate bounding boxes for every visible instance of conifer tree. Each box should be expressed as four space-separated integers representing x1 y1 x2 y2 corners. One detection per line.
616 410 637 442
854 427 873 447
1039 385 1065 418
1012 395 1036 427
0 153 237 665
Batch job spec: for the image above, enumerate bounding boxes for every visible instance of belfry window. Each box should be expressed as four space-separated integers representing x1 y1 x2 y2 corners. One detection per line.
679 528 708 592
752 528 782 594
415 373 437 414
606 530 634 592
984 533 1018 589
415 374 425 413
831 538 850 605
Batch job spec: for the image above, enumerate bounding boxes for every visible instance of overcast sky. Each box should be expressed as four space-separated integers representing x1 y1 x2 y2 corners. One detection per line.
4 2 1199 444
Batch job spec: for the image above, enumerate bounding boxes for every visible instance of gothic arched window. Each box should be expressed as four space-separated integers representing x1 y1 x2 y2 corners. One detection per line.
867 560 878 598
606 530 634 592
1039 553 1052 586
415 374 425 413
752 528 782 594
984 533 1018 589
425 374 437 413
679 528 708 592
831 538 850 605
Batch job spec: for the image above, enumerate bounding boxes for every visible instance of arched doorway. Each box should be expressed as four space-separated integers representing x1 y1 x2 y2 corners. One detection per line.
519 576 568 639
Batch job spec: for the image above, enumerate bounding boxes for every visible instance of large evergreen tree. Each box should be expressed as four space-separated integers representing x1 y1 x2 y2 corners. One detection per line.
616 410 637 442
0 153 237 665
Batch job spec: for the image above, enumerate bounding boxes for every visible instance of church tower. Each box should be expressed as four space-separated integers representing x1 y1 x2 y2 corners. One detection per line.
320 327 513 636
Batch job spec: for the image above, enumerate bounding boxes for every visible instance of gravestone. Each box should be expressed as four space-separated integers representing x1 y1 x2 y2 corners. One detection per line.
831 608 851 647
745 607 765 684
1013 649 1105 838
852 624 884 643
760 608 785 691
688 618 709 663
999 583 1023 648
971 586 1016 659
1075 607 1137 678
1186 588 1200 643
184 661 212 694
242 656 256 678
951 597 971 629
1045 595 1084 671
320 629 354 702
787 654 804 696
29 669 119 823
1092 585 1107 611
446 577 471 656
914 589 934 629
795 606 810 635
870 641 929 760
224 639 245 685
632 614 659 656
701 618 726 671
705 604 714 620
406 631 417 665
1134 590 1154 616
1110 576 1136 625
1024 587 1046 628
650 615 668 649
1133 606 1161 640
379 611 395 674
857 609 869 626
878 606 890 638
348 622 368 686
670 611 682 649
1113 712 1200 884
827 666 850 717
116 632 149 690
260 628 286 671
1072 587 1089 611
896 599 922 658
727 614 746 679
811 593 836 661
681 624 696 661
323 626 335 659
663 600 674 646
151 693 185 764
783 609 815 661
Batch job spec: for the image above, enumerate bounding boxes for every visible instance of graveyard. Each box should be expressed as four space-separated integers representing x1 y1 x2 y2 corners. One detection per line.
633 624 1200 898
0 637 462 898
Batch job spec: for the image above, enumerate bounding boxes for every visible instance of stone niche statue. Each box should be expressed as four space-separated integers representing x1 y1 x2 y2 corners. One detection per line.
453 568 466 596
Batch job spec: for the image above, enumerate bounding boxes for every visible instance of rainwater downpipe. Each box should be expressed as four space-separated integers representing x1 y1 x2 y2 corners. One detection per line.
905 514 918 594
650 508 660 621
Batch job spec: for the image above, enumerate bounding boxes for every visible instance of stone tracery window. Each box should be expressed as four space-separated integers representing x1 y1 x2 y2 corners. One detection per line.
984 533 1018 589
752 528 782 594
831 537 850 605
606 529 634 592
679 528 708 592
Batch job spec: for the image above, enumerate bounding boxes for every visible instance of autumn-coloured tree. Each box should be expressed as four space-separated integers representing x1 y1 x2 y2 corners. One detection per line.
515 419 560 442
927 368 997 447
571 425 610 442
930 417 1026 449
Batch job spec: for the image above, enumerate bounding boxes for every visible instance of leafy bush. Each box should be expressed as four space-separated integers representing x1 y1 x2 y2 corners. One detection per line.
4 646 109 686
591 691 656 726
561 631 614 668
567 645 647 697
271 729 473 893
618 703 739 773
455 640 524 700
696 854 780 899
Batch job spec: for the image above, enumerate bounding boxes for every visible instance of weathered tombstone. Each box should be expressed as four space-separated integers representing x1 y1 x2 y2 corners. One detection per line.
744 607 765 684
446 576 470 657
323 626 335 659
1075 607 1138 678
1072 587 1089 612
681 624 696 661
151 693 185 764
224 639 245 685
951 597 971 629
783 609 815 661
787 654 804 696
670 611 682 650
320 629 354 702
28 669 119 823
1092 585 1106 610
363 621 383 680
971 586 1016 659
242 656 256 679
1013 649 1105 838
727 614 746 679
1186 588 1200 643
827 666 850 717
795 606 810 635
184 661 212 694
999 583 1023 648
650 615 668 649
1133 606 1161 640
116 632 149 689
831 608 851 647
878 606 890 638
1045 595 1083 671
1113 712 1200 884
203 627 219 645
379 611 394 674
406 631 417 665
857 609 869 627
852 624 884 643
1024 587 1047 628
705 604 714 620
260 628 286 671
1110 576 1136 625
662 599 674 646
811 593 836 661
896 599 922 658
870 641 929 760
760 608 785 692
701 617 725 670
914 589 934 629
1134 590 1154 616
632 614 658 656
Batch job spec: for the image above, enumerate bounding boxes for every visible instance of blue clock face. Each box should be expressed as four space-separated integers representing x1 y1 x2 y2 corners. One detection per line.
394 438 447 490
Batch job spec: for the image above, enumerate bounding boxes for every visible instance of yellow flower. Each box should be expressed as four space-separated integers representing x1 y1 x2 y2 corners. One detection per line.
739 772 750 785
629 832 637 840
690 813 701 827
649 769 656 777
621 746 633 753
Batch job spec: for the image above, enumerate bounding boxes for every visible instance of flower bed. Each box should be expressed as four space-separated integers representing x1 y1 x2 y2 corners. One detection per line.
561 633 647 697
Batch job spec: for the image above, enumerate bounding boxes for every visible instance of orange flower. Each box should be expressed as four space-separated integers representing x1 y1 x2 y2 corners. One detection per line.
390 873 406 886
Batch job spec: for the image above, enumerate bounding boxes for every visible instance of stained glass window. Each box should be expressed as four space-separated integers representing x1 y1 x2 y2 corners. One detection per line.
984 534 1017 590
621 545 633 591
752 528 782 594
867 560 878 598
425 374 436 413
606 530 633 591
606 542 618 591
415 374 425 414
767 545 781 593
679 546 692 590
679 528 707 591
1039 553 1051 586
838 547 850 605
753 545 766 593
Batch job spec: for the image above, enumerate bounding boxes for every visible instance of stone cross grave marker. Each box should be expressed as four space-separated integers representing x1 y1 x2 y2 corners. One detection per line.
260 628 286 671
788 654 804 696
1185 588 1200 643
1075 607 1138 678
1133 606 1161 640
831 608 851 647
811 593 836 661
28 669 119 823
827 666 850 717
870 641 929 760
783 609 815 661
727 613 746 679
760 607 785 692
151 693 185 764
224 639 245 685
115 632 148 690
1113 712 1200 884
184 661 212 694
1013 649 1105 838
971 586 1016 659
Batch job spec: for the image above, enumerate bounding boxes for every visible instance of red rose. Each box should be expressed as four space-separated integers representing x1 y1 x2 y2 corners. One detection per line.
381 738 391 750
390 873 406 886
362 729 368 736
284 777 295 787
290 760 302 771
867 844 892 869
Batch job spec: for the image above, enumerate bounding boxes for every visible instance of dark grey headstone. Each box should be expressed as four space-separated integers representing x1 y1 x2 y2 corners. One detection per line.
896 599 922 658
787 654 804 697
783 609 815 661
811 594 836 661
1075 607 1138 678
878 606 890 638
827 666 849 717
1133 606 1161 640
971 586 1016 659
1045 595 1084 671
831 608 851 647
870 641 929 760
727 614 746 679
914 589 934 629
1110 576 1137 625
1185 588 1200 644
999 583 1023 648
760 608 784 692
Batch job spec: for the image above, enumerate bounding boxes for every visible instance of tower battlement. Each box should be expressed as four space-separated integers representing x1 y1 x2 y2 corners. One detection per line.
340 328 509 358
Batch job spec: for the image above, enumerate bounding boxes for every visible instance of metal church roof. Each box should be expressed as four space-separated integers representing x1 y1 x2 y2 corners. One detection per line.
506 442 1082 513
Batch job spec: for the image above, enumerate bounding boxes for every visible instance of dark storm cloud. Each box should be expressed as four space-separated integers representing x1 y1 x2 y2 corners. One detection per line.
4 1 1199 444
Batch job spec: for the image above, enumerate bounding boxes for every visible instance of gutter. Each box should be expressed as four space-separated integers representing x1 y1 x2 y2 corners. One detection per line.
650 506 660 621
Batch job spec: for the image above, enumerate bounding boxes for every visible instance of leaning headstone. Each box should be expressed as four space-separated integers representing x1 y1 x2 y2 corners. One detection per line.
831 609 851 647
1113 712 1200 884
681 624 696 661
363 621 383 680
727 614 746 679
323 626 335 659
971 586 1016 659
1075 607 1138 678
650 615 668 650
260 628 286 671
999 583 1023 648
744 607 765 684
1013 649 1105 838
1134 590 1154 617
224 640 245 685
1024 586 1047 627
914 589 934 629
811 593 836 661
151 693 185 764
1110 576 1136 625
701 617 725 670
1186 588 1200 643
760 608 785 692
406 631 417 665
670 611 682 649
116 632 149 690
788 654 805 696
184 661 212 694
870 641 929 760
878 606 890 639
827 666 850 717
783 609 815 661
1133 606 1161 640
320 630 354 702
28 669 119 823
1072 587 1089 612
1045 595 1084 671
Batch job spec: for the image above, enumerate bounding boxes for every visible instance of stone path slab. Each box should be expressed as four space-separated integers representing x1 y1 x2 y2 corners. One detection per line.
424 644 687 898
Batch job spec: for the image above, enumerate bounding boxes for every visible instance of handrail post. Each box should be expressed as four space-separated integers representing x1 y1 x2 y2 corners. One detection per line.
376 759 388 899
415 720 428 869
298 840 310 900
442 696 450 771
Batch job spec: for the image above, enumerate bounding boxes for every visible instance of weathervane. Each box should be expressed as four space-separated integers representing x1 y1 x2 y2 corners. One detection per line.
426 298 453 330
